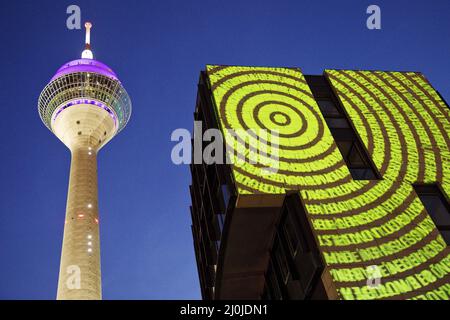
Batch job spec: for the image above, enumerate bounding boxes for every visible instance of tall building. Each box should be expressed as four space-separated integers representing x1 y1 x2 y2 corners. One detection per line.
38 23 131 299
189 65 450 300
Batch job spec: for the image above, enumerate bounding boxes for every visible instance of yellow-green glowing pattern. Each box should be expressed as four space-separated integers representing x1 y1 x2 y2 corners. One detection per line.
206 65 450 300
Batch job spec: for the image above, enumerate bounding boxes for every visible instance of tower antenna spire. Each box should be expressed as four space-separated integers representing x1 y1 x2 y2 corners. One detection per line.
81 22 94 59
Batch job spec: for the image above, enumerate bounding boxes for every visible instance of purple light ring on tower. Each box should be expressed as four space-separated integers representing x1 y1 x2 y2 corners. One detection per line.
51 98 119 129
50 59 119 82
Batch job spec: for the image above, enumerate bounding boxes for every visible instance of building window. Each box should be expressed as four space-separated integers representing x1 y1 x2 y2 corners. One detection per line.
272 238 290 284
264 262 283 300
282 214 300 256
414 184 450 245
316 99 341 117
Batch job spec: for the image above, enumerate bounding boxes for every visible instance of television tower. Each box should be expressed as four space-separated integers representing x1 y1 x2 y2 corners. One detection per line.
38 22 132 299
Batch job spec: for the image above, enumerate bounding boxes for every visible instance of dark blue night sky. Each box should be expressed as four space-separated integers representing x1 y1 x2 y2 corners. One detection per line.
0 0 448 299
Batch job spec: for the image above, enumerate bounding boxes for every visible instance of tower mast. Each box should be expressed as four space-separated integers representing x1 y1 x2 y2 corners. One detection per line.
82 22 93 59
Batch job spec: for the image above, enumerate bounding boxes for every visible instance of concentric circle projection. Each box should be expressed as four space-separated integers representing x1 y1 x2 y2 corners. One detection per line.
206 65 450 300
207 65 349 188
270 111 290 126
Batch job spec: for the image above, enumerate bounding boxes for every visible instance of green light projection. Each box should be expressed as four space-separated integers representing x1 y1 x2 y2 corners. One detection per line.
206 66 450 300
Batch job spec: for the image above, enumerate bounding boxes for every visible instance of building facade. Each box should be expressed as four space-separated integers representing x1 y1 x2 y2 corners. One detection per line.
189 65 450 300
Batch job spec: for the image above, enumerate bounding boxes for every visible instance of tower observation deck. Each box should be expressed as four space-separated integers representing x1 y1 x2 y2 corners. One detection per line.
38 22 131 300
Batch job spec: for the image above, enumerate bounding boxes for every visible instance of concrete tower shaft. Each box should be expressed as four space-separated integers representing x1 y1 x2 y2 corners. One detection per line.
52 104 115 299
57 148 101 299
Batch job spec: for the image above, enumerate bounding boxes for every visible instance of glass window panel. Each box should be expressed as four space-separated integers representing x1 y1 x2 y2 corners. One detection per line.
274 241 290 283
419 195 450 226
316 99 341 116
414 185 450 246
347 144 366 167
440 230 450 246
283 214 300 256
325 117 350 129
